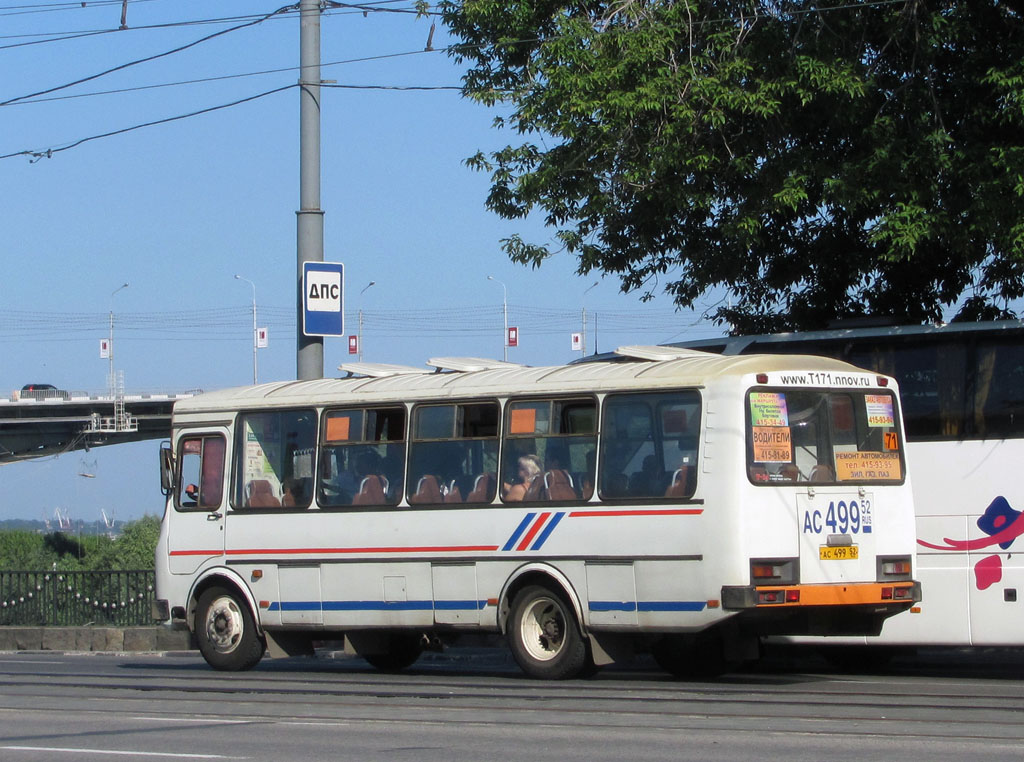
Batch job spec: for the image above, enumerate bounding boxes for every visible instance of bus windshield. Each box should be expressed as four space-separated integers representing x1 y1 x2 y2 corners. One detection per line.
747 389 904 485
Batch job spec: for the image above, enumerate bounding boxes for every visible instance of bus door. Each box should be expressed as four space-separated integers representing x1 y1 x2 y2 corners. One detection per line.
169 428 228 575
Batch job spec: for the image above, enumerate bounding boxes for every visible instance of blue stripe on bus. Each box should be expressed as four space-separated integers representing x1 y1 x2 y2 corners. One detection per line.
502 513 537 551
530 512 565 550
589 601 637 612
636 601 707 612
269 600 488 612
588 601 707 613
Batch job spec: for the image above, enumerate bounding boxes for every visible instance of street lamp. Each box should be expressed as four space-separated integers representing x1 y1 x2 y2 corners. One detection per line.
234 275 258 384
109 282 129 397
487 275 508 362
358 281 375 362
582 281 598 356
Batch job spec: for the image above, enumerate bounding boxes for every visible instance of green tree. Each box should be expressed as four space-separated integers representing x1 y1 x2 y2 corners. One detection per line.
442 0 1024 332
109 515 160 571
0 530 57 570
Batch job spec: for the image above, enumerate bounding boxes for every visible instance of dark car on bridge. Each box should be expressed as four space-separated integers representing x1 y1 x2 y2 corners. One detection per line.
21 383 70 400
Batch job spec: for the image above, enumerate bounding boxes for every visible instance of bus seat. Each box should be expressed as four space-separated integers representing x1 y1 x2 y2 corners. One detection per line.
444 479 463 504
247 479 280 508
467 473 495 503
353 474 388 505
544 469 576 501
664 467 689 498
780 464 800 482
523 474 545 501
810 465 835 482
409 474 443 504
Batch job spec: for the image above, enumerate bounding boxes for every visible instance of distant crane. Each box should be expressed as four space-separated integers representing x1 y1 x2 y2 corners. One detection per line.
54 507 70 530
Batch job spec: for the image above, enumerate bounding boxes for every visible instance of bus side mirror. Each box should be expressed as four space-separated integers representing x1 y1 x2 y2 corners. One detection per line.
160 442 174 497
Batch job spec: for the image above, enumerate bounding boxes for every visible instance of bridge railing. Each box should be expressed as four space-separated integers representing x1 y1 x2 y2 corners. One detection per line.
0 570 155 627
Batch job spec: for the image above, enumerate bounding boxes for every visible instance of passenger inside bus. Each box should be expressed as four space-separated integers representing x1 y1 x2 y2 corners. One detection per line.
503 454 542 501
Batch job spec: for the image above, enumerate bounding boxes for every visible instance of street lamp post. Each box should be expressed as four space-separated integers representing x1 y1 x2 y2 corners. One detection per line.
582 281 598 356
487 275 508 362
235 275 258 384
109 282 129 397
358 281 375 362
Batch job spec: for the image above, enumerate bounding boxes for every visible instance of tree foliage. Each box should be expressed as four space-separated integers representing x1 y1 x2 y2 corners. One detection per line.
441 0 1024 332
0 517 160 572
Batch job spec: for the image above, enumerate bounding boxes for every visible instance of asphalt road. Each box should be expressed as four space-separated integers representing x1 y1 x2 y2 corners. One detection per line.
0 647 1022 761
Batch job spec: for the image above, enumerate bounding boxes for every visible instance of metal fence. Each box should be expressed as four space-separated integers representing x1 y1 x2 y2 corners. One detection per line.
0 570 155 627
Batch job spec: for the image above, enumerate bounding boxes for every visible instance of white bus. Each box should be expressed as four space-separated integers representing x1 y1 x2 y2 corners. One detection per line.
676 320 1024 649
153 348 920 678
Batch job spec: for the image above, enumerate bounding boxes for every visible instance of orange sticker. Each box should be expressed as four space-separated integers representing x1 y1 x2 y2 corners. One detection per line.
884 431 898 451
509 407 537 434
834 451 901 481
751 426 792 463
325 415 351 442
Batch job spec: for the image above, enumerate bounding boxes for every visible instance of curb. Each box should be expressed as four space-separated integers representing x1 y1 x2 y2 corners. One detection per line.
0 626 194 654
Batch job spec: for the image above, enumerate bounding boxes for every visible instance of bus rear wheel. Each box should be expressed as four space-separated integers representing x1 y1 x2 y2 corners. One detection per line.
362 632 424 672
508 584 587 679
195 586 265 671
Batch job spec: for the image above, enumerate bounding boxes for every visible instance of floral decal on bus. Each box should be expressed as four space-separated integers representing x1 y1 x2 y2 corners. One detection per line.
918 497 1024 590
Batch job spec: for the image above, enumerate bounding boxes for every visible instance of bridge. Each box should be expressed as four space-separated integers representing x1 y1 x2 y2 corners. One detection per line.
0 389 196 464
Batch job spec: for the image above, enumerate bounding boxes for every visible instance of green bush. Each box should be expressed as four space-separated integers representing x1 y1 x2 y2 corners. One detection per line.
0 516 159 572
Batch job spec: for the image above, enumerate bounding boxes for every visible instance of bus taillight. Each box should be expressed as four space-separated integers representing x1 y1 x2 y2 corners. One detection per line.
750 558 797 584
878 556 913 580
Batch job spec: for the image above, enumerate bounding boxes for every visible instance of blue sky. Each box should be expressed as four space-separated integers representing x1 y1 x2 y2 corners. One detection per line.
0 1 725 523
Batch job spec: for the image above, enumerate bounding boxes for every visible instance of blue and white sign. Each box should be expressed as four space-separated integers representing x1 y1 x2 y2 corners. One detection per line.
302 261 344 337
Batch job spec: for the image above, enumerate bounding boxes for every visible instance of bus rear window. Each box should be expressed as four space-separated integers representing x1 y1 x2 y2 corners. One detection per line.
747 389 904 485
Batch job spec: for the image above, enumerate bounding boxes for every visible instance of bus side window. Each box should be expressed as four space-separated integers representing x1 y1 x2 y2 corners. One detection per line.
600 392 701 500
408 402 499 506
319 407 406 509
235 410 317 510
501 398 596 503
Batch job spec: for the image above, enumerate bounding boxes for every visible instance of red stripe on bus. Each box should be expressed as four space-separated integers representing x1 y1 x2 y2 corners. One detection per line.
223 545 501 556
568 508 703 518
169 550 223 556
516 512 552 551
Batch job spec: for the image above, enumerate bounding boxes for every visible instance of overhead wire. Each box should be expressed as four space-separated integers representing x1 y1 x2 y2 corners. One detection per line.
0 3 298 106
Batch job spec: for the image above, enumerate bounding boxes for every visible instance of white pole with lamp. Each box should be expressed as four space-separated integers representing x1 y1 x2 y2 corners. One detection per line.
234 275 258 384
581 281 598 356
109 282 129 398
358 280 375 362
487 275 508 362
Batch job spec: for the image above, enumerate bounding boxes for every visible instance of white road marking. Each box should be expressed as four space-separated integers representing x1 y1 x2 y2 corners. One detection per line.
0 747 246 759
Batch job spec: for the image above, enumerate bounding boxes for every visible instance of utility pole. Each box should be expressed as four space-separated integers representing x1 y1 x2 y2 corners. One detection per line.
296 0 324 380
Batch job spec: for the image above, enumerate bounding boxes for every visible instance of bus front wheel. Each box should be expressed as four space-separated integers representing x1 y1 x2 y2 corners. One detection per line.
508 584 587 679
195 586 265 671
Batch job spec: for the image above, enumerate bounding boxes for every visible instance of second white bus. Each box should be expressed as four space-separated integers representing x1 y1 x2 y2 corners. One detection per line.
154 347 920 678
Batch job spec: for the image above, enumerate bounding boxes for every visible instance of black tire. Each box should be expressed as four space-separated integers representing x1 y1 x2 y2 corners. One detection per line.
195 586 265 671
651 632 733 679
362 632 424 672
507 584 587 679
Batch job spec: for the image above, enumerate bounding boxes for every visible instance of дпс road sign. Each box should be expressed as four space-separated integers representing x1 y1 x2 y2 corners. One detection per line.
303 261 344 337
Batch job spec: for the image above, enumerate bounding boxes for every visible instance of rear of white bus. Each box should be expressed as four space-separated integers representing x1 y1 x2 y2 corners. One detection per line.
721 368 921 637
